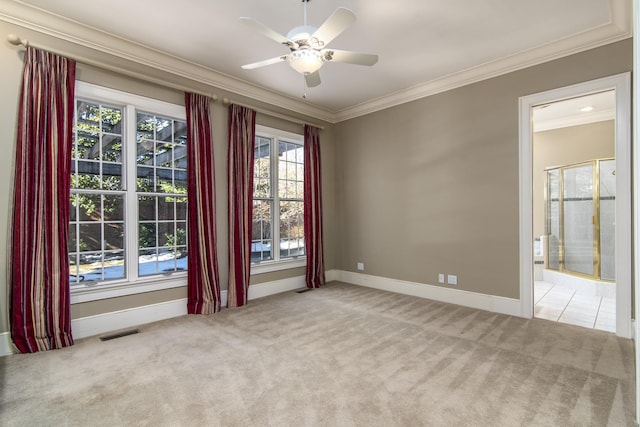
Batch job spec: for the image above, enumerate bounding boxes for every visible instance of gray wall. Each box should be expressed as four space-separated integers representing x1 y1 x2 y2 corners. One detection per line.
334 39 631 299
532 120 615 239
0 20 337 333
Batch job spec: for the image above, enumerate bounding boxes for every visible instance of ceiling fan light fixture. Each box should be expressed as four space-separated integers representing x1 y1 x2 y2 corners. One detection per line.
288 49 324 74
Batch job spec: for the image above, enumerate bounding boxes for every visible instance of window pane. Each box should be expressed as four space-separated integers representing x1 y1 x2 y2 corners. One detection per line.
139 223 157 249
103 251 125 280
156 143 173 168
252 200 273 261
102 164 123 190
77 194 101 221
174 170 187 194
74 161 101 190
174 120 187 144
101 106 122 134
78 252 102 282
158 197 175 220
175 246 188 271
254 137 271 197
176 222 187 246
156 117 173 142
79 223 102 252
103 195 124 221
104 223 124 250
139 196 156 221
75 131 98 159
102 135 122 163
69 225 77 252
77 101 100 134
158 222 175 247
137 113 155 135
70 195 77 221
137 139 154 165
137 166 154 192
69 254 81 285
278 141 303 199
175 197 187 220
279 201 304 258
139 248 159 276
174 145 187 169
155 168 173 192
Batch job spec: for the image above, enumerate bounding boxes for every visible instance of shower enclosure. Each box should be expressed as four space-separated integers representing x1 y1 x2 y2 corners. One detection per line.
545 158 615 281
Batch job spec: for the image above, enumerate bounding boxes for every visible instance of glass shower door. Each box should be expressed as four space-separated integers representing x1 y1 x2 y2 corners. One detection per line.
546 170 560 270
562 164 595 276
599 159 616 281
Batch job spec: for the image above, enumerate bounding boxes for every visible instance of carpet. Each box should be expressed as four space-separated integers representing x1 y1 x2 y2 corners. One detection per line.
0 282 636 426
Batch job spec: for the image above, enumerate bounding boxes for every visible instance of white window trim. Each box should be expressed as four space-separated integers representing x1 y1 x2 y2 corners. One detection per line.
251 125 306 275
71 81 187 303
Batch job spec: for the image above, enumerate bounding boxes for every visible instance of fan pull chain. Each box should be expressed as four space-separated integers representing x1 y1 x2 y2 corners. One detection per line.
303 74 308 99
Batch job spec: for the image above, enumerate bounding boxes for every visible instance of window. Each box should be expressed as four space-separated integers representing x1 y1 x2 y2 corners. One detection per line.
69 82 188 301
252 125 305 272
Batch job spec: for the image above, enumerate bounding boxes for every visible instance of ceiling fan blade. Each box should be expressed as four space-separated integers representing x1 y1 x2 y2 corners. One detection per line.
242 55 288 70
305 71 321 88
239 17 297 48
311 7 356 47
323 49 378 66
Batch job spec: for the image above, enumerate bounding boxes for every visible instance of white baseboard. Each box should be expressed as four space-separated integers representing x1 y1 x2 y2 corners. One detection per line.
72 298 189 340
325 269 338 282
335 270 523 317
249 275 306 299
0 332 13 356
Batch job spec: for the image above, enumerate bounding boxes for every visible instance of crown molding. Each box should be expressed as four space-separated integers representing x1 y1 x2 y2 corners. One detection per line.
0 0 631 124
334 0 632 122
0 0 335 123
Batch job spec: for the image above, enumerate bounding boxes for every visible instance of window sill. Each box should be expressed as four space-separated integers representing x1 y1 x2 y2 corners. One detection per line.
70 274 187 304
251 258 306 274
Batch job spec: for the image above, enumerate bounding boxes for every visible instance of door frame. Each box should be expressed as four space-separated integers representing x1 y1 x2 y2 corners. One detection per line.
518 73 632 338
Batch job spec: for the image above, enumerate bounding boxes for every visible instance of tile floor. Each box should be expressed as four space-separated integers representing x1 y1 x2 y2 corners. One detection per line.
534 280 616 332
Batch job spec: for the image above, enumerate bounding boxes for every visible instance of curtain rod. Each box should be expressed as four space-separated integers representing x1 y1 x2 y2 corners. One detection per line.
6 34 218 101
222 98 325 130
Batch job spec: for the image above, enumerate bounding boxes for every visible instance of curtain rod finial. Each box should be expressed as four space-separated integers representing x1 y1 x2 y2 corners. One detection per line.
7 34 24 46
223 97 231 105
211 94 218 101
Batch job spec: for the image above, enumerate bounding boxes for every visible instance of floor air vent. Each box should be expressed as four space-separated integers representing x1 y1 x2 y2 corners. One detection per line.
296 288 312 294
99 329 140 341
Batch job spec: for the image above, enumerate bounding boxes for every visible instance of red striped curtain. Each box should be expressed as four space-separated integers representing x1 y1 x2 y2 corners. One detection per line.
227 105 256 307
10 47 76 353
304 125 325 288
185 93 221 314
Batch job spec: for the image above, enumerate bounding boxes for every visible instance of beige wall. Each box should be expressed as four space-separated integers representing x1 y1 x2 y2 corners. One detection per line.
532 121 615 239
334 39 631 299
0 20 336 333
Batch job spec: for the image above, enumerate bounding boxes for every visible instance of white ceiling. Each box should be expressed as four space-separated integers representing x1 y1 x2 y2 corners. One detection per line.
533 90 616 132
3 0 631 121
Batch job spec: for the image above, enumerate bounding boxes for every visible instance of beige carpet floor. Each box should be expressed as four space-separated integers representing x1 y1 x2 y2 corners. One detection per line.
0 282 636 426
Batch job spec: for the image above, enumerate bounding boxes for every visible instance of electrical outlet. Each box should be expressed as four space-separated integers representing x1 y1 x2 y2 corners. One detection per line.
357 262 364 271
438 274 445 283
447 275 458 285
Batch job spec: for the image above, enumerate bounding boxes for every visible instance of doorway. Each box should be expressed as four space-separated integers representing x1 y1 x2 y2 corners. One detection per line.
518 73 631 338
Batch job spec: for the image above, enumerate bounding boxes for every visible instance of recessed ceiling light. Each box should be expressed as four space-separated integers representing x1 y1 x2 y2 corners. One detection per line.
580 106 594 112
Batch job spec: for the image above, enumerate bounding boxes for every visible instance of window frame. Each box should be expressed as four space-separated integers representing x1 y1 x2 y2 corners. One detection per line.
251 125 306 274
70 82 187 304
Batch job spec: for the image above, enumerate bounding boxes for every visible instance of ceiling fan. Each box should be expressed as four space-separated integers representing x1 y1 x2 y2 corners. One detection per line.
240 0 378 90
